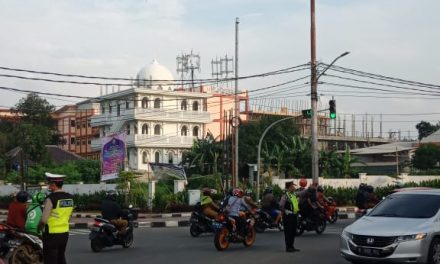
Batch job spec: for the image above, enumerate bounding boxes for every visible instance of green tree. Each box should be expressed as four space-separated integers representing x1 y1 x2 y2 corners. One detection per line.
416 121 439 141
283 135 312 178
412 144 440 170
339 148 361 178
12 93 56 128
319 150 341 178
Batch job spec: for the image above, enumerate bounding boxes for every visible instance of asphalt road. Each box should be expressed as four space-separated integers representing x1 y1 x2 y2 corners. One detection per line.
66 219 354 264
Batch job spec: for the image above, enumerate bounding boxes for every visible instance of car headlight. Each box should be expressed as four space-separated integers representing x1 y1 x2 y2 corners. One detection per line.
342 229 353 240
396 233 427 242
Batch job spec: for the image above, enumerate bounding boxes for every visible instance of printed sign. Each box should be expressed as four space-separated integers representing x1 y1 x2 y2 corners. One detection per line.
101 132 127 181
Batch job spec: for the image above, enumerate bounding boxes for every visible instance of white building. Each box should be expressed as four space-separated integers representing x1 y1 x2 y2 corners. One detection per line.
91 60 211 180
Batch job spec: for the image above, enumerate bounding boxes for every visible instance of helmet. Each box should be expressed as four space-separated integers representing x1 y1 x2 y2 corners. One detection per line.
227 187 234 196
233 188 244 198
244 189 253 196
32 191 46 205
16 191 29 203
202 187 211 196
299 178 308 188
317 186 324 193
264 187 273 195
106 190 118 201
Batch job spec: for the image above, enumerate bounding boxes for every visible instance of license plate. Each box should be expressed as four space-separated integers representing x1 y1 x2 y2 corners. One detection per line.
212 222 223 229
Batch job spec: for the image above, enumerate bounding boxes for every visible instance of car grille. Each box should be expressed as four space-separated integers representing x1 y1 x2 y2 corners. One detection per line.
352 235 396 247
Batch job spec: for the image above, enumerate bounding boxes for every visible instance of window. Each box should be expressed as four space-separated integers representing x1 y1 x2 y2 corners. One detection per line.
126 124 131 135
82 121 86 128
88 139 91 145
154 98 161 109
142 124 149 134
76 139 80 146
117 103 121 116
154 125 161 135
101 105 105 114
127 151 130 164
192 101 199 111
87 119 91 127
82 140 86 145
108 104 112 114
155 152 160 163
369 194 440 218
158 85 163 90
193 126 199 137
134 123 138 134
181 126 188 136
168 152 174 164
181 100 187 110
76 122 80 129
70 137 75 144
70 120 75 127
126 101 130 109
142 152 148 164
142 98 149 108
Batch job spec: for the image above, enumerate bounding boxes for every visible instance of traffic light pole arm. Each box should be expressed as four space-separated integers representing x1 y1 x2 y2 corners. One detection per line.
256 116 297 201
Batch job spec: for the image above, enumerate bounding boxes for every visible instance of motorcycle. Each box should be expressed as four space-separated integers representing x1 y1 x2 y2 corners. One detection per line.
0 224 43 264
89 208 134 252
324 197 338 224
296 209 326 235
254 209 283 233
189 207 215 237
212 211 256 251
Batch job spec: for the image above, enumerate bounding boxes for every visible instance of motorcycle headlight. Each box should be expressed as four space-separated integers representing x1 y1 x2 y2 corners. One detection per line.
342 229 353 240
396 233 427 242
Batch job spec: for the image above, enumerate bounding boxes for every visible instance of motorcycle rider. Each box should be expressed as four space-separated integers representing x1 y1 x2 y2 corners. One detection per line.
7 191 28 230
200 187 219 219
316 186 331 208
261 187 282 226
355 183 368 209
243 189 258 210
226 188 252 239
25 191 46 235
100 190 128 235
302 183 321 222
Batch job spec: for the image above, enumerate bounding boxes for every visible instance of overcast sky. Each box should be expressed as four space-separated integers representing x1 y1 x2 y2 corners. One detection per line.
0 0 439 139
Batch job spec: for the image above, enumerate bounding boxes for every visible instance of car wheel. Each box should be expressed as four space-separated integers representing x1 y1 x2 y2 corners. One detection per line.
429 237 440 264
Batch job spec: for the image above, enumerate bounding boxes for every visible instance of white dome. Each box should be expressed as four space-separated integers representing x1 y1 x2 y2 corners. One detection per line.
136 59 174 90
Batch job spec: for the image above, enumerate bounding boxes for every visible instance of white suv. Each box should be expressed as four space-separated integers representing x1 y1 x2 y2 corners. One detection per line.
340 189 440 264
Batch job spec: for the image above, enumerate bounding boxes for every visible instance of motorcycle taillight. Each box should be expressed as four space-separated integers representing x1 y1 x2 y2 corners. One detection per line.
93 222 104 227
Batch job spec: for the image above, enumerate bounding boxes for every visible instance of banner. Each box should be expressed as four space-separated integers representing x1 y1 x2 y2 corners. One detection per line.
149 163 187 181
101 132 127 181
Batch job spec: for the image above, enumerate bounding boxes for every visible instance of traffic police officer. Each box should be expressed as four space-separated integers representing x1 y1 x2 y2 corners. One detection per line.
39 173 74 264
279 181 300 252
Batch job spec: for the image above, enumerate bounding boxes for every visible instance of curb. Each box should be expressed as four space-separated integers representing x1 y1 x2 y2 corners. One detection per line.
69 220 191 229
73 212 192 219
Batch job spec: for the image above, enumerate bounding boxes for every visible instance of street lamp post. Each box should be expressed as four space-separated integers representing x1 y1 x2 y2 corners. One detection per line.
256 116 296 201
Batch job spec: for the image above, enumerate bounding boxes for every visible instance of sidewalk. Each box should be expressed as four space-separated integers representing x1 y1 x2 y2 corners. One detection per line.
0 207 358 229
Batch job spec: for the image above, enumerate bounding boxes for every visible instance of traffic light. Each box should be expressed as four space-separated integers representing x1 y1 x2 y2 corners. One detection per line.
302 109 312 119
329 100 336 119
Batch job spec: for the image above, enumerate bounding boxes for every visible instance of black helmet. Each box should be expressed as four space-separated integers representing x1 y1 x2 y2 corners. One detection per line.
264 187 273 195
317 186 324 193
106 190 118 201
227 187 234 196
16 191 29 203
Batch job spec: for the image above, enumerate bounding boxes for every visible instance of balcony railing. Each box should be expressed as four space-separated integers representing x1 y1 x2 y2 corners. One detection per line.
91 134 197 150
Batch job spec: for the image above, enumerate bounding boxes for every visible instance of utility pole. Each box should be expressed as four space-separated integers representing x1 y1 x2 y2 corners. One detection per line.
310 0 319 184
234 17 240 187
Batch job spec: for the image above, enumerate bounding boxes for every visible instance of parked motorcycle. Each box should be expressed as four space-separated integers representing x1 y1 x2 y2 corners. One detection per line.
89 208 134 252
254 209 283 233
189 209 215 237
296 210 326 235
324 197 338 224
0 224 43 264
212 211 256 251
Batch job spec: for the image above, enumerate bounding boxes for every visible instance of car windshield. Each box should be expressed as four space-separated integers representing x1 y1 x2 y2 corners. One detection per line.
369 193 440 218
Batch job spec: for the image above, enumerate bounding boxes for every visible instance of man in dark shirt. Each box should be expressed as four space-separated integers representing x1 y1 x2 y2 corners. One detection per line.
7 191 28 229
100 190 127 234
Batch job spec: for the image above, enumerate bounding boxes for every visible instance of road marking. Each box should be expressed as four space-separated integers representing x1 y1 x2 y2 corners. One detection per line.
70 229 90 236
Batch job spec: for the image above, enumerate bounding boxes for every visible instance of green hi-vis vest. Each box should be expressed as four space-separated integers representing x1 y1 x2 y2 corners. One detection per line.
46 192 74 234
286 192 299 214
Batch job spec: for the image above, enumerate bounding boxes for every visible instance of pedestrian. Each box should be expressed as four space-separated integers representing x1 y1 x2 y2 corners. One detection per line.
39 173 74 264
279 181 300 253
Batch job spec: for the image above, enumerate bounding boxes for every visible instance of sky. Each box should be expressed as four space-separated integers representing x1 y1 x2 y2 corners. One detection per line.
0 0 439 139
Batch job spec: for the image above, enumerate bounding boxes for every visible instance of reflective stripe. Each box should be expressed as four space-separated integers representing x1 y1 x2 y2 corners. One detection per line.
286 193 299 214
47 199 73 234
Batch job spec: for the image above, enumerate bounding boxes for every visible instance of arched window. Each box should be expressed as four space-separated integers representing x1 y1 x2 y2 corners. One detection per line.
192 101 199 111
108 103 112 114
142 152 148 164
154 125 161 135
168 152 174 164
154 98 161 109
134 123 138 134
126 124 131 135
155 152 160 163
142 98 149 108
117 103 121 116
158 85 163 90
181 126 188 136
193 126 199 137
142 124 149 134
181 100 187 111
126 101 130 109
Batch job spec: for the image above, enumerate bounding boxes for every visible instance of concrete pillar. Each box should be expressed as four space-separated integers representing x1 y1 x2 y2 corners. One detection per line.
174 180 186 194
148 180 156 211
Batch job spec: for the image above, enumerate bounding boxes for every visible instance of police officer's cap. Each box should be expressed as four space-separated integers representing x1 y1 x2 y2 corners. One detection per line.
45 172 66 182
285 181 296 189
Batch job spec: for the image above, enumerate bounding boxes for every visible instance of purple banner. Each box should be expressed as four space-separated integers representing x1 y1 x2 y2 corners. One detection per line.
101 132 126 181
